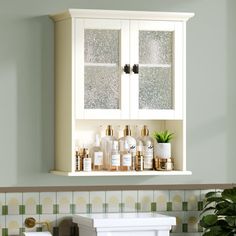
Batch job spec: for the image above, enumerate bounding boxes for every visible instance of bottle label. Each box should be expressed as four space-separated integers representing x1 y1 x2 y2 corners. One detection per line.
129 145 136 154
144 145 154 169
83 158 92 171
94 152 103 165
122 154 131 166
111 154 120 166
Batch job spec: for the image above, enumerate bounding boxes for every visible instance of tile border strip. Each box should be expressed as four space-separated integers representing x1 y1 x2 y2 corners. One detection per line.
0 183 235 192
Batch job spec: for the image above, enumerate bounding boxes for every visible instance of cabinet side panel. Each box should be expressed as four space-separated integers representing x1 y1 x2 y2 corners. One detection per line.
165 120 184 171
54 20 73 172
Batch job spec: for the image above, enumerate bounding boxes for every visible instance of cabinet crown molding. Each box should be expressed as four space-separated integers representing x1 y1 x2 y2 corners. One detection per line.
50 9 194 22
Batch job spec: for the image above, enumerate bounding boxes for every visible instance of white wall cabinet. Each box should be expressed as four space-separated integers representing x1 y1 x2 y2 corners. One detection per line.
50 9 194 176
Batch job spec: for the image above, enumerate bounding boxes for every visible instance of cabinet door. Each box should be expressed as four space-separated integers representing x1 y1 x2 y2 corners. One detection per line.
130 20 184 119
75 19 130 119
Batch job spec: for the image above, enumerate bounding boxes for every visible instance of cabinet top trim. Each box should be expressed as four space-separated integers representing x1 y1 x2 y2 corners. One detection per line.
50 9 194 22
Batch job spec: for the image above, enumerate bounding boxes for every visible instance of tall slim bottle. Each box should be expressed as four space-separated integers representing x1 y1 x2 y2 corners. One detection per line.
119 125 136 170
101 125 116 170
110 141 120 171
136 125 154 170
91 134 103 171
120 140 132 171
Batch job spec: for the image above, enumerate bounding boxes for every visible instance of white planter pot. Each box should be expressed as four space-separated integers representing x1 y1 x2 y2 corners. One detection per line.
156 143 171 159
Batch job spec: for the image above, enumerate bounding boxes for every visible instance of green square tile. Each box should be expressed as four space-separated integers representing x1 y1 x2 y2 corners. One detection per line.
167 202 172 211
19 227 25 236
36 227 42 232
182 202 188 211
86 204 92 213
53 204 59 214
70 204 75 214
2 228 8 236
151 202 156 212
103 203 108 213
182 223 188 232
119 203 124 213
19 205 25 215
135 202 141 212
2 205 8 215
198 201 203 211
36 204 42 214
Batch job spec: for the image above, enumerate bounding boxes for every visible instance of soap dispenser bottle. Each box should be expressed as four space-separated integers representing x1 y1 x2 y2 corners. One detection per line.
136 125 154 170
119 125 136 170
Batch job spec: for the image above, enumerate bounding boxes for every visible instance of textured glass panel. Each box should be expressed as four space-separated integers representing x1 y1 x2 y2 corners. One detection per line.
85 29 120 64
139 31 173 64
84 66 120 109
139 67 173 109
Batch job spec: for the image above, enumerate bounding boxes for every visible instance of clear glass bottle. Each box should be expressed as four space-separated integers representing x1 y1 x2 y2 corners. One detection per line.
136 125 154 170
83 150 92 172
120 140 132 171
119 125 136 170
91 134 103 171
110 141 120 171
101 125 116 170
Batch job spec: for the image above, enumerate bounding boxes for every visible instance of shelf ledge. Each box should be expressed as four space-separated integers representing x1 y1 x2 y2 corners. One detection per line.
50 170 192 176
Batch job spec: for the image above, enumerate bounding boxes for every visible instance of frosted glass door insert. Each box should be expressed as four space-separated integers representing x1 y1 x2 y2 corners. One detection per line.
84 29 121 109
139 31 173 110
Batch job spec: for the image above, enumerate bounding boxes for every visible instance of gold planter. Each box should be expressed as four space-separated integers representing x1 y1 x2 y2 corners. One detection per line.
155 157 174 171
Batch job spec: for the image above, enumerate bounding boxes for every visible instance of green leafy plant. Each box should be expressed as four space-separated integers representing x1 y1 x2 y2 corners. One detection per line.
153 130 174 143
199 187 236 236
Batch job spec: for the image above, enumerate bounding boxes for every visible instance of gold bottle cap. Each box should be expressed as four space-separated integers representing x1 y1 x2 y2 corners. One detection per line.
106 125 113 136
136 151 142 156
79 148 87 155
124 125 131 136
141 125 149 136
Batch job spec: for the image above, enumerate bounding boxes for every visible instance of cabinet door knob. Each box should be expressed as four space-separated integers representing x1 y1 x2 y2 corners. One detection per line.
124 64 131 74
132 64 139 74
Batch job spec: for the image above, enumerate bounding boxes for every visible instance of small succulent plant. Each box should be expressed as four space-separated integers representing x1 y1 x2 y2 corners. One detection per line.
153 130 174 143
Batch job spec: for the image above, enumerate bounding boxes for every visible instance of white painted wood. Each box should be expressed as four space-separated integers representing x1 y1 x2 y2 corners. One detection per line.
75 18 130 119
50 170 192 176
51 9 193 176
129 20 184 120
54 19 74 172
50 9 194 22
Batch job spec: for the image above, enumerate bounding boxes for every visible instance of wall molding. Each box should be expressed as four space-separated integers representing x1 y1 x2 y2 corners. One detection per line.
0 183 235 192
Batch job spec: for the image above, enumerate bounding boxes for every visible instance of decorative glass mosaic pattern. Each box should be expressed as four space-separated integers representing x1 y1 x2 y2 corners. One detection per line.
0 189 216 236
139 31 173 65
84 66 120 109
139 67 173 109
84 29 120 64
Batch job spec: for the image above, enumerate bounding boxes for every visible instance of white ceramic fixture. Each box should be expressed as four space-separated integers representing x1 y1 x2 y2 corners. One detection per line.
73 212 176 236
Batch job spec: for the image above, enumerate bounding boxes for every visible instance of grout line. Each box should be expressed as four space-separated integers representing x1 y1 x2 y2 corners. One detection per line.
0 183 235 193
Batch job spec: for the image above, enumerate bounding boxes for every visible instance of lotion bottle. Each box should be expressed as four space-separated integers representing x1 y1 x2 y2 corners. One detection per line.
91 134 103 171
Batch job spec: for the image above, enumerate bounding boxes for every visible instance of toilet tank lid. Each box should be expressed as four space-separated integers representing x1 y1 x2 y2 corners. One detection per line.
73 212 176 228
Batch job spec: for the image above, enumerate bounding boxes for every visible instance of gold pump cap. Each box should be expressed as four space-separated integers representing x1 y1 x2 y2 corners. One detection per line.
124 125 131 136
141 125 149 136
106 125 113 136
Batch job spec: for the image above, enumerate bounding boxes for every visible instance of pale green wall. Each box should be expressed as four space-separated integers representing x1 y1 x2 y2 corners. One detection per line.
0 0 235 186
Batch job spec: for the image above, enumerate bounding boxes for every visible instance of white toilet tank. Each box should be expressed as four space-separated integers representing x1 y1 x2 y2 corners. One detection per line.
73 212 176 236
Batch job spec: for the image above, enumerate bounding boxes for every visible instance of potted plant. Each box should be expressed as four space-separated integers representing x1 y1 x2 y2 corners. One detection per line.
199 187 236 236
153 130 174 159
